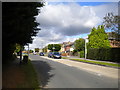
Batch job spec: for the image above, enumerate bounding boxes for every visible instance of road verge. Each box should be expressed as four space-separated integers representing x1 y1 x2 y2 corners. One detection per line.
62 57 120 68
2 58 40 89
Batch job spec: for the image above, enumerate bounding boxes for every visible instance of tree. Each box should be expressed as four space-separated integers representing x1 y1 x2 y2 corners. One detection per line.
14 43 21 53
48 44 61 52
88 25 111 48
42 46 47 53
74 38 85 51
29 50 34 53
2 2 44 63
35 48 39 52
103 12 120 40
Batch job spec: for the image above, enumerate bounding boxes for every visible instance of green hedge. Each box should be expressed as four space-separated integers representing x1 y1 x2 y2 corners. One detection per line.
87 48 120 62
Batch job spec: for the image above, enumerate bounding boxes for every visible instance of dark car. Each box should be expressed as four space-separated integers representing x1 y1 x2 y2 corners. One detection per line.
48 52 53 58
52 52 61 59
39 52 44 56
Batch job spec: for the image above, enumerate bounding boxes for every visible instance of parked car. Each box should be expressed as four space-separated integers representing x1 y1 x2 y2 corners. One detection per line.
48 52 53 58
39 52 44 56
52 52 61 59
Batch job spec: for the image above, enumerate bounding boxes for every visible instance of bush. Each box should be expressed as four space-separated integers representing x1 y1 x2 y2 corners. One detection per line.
72 50 78 56
80 51 85 58
23 55 28 64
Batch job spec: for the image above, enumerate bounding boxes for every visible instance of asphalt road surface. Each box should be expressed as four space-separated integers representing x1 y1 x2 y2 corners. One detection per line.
30 54 118 88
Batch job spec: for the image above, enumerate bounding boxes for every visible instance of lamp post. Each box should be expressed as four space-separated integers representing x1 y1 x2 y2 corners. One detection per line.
84 36 88 60
53 46 55 52
52 38 55 52
41 42 43 52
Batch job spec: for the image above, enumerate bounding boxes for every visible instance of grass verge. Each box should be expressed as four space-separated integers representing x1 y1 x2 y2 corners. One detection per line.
3 58 40 89
69 58 120 68
62 57 69 59
17 60 40 89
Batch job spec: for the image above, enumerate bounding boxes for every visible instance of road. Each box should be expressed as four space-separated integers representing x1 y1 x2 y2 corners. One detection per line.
30 54 118 88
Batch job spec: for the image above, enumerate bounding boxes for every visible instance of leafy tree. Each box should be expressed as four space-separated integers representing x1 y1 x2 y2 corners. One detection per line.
35 48 39 52
2 2 44 63
14 43 21 53
48 44 61 52
88 25 111 48
42 46 47 53
74 38 85 51
29 50 34 53
103 12 120 40
103 12 120 32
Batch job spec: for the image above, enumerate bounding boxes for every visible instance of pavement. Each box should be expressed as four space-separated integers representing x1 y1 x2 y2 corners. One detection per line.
30 54 119 88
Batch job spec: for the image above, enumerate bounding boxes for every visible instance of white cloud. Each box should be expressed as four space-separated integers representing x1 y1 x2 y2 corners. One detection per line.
36 3 102 35
28 2 118 49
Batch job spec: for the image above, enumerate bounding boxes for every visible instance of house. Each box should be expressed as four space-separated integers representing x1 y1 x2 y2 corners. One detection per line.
107 32 120 48
60 41 74 56
39 49 43 52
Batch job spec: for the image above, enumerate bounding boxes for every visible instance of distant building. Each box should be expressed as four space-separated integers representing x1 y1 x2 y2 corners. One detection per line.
107 32 120 48
60 41 74 56
39 49 43 52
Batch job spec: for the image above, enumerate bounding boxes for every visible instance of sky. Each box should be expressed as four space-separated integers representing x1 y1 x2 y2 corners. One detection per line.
25 1 118 50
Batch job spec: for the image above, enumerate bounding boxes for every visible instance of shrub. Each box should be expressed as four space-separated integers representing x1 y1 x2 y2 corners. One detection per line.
80 51 85 58
23 55 28 64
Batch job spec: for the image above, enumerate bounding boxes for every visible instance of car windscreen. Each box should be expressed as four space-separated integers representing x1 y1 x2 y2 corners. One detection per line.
53 52 60 55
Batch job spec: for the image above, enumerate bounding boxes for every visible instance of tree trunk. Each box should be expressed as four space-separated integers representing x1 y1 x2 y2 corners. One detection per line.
19 46 22 64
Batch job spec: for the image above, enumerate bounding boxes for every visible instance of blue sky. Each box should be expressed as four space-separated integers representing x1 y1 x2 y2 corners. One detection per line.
48 2 114 6
78 2 113 6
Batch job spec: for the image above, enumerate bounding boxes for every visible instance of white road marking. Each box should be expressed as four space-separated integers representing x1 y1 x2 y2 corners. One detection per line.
65 64 73 67
97 73 102 76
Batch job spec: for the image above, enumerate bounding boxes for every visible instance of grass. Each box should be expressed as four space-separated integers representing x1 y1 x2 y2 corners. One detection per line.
69 59 120 68
62 57 69 59
62 57 120 68
3 58 41 89
18 60 40 89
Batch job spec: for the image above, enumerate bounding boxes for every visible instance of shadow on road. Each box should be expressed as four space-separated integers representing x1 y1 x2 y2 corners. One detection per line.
31 60 54 88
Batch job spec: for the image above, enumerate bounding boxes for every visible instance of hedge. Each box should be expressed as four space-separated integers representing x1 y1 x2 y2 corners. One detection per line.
87 48 120 62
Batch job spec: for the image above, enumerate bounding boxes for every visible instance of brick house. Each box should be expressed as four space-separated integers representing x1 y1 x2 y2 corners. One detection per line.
107 32 120 48
61 41 74 56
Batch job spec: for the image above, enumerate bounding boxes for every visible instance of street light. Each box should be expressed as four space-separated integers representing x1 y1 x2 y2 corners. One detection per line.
52 38 55 52
84 36 88 60
53 46 55 52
